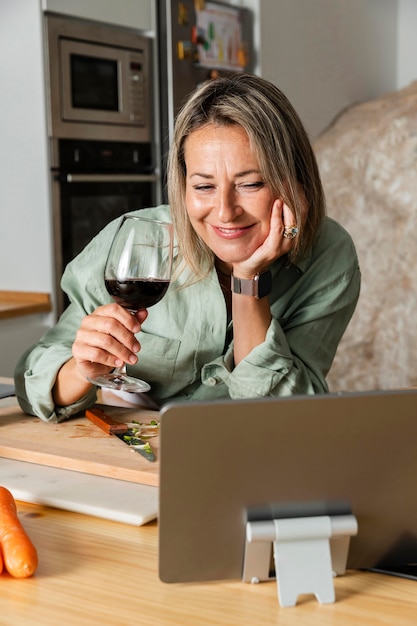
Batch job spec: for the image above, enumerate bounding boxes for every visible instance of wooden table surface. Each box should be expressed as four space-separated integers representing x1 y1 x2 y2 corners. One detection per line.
2 379 417 624
0 501 416 626
0 291 51 320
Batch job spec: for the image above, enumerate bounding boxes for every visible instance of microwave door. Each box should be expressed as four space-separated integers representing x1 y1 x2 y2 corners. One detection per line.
60 39 141 126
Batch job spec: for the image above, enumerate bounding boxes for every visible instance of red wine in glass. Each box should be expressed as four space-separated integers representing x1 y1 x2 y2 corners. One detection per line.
105 278 170 311
88 215 174 393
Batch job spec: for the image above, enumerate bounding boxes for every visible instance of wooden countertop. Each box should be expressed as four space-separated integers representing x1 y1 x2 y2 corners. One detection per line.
1 501 417 626
0 291 51 320
1 381 416 623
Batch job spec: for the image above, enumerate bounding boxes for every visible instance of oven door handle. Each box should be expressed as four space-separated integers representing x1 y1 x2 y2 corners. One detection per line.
60 173 159 183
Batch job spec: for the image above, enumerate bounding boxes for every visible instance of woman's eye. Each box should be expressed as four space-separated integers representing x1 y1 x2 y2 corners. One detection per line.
192 181 265 192
194 184 214 191
240 181 265 190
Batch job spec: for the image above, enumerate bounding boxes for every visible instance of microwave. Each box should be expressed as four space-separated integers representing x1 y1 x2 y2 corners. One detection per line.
45 14 153 142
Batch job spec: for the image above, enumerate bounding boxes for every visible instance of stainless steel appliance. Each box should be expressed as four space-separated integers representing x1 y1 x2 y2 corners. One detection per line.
44 13 153 142
51 139 157 314
43 14 158 316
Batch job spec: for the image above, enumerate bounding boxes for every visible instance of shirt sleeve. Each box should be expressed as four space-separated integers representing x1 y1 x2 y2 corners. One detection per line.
13 222 114 422
14 341 98 423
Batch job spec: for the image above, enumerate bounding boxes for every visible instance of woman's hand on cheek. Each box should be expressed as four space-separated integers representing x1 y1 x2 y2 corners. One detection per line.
233 199 296 278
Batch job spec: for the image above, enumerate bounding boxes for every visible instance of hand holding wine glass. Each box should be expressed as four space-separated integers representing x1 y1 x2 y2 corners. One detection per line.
88 214 174 392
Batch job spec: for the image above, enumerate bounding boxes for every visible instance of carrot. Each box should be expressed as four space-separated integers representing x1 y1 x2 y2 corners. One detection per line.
0 486 38 578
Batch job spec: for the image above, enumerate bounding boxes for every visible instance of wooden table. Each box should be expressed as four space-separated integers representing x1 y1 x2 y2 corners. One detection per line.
1 382 416 624
0 501 416 626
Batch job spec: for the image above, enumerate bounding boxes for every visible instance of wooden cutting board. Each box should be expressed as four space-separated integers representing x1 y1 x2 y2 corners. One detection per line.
0 399 159 486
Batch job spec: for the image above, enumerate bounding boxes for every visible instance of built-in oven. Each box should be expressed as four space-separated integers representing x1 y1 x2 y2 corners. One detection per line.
51 139 158 316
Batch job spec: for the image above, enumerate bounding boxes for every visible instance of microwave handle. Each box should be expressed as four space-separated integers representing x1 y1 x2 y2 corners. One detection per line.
58 173 159 183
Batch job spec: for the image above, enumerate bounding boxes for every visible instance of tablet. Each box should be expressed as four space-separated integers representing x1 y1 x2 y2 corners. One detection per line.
158 389 417 583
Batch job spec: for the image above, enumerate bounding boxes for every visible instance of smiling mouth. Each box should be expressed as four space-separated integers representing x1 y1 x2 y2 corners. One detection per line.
213 225 253 237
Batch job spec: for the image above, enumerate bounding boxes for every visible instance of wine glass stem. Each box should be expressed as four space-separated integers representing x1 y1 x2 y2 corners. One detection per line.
112 309 137 381
111 363 127 382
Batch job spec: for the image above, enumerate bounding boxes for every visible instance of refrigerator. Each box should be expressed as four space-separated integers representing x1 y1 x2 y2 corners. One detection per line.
156 0 254 198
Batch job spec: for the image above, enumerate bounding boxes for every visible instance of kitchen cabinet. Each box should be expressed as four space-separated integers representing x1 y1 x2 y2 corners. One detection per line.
0 315 50 378
0 291 51 378
41 0 154 32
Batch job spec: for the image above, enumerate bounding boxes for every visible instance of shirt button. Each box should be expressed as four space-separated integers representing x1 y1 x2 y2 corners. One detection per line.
206 377 218 386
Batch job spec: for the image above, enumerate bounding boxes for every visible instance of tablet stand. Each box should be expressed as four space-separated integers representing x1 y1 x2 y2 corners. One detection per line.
243 514 358 607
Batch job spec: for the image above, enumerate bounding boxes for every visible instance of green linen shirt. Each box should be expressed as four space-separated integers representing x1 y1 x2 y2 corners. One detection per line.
14 205 360 422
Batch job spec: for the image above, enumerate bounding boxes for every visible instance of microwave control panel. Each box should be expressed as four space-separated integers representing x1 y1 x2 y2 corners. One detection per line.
129 52 146 125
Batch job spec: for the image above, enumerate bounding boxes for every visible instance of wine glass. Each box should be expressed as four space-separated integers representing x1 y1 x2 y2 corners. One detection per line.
88 214 174 392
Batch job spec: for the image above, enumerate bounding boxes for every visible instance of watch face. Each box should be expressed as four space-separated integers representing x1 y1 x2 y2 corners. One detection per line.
256 270 272 299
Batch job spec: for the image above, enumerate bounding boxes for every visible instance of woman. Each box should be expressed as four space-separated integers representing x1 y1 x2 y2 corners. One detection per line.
15 74 360 422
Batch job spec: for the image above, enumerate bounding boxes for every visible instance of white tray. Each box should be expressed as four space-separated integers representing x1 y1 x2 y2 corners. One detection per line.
0 457 158 526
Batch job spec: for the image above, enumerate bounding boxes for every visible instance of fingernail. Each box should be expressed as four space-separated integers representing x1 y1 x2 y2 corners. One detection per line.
129 354 137 364
133 342 140 352
115 359 123 367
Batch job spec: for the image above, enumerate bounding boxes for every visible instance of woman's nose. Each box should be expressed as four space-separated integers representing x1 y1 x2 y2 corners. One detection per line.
217 189 242 222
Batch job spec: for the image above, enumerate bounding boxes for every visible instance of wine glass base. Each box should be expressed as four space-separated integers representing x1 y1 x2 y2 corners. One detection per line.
88 373 151 393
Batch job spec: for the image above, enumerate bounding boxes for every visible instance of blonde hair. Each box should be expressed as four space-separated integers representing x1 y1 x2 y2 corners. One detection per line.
167 73 326 282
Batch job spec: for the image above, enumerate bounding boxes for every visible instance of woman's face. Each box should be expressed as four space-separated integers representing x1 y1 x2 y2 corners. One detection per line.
184 123 275 270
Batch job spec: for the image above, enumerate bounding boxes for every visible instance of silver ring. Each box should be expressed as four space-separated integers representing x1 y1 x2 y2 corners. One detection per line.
283 226 298 240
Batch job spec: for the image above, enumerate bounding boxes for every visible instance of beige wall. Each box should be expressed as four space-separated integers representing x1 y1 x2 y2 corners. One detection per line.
258 0 398 138
398 0 417 88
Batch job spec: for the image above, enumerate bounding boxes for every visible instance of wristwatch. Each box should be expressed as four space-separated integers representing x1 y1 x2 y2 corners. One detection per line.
231 270 272 299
